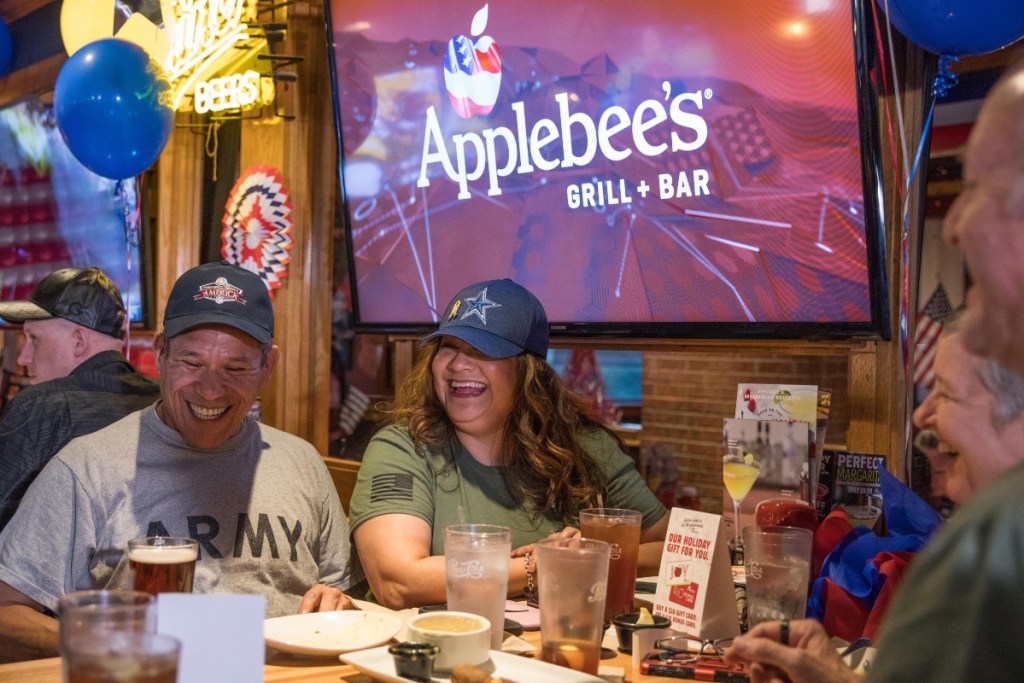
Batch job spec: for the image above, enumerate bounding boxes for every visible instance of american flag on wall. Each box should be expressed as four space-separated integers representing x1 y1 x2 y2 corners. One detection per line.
913 284 954 390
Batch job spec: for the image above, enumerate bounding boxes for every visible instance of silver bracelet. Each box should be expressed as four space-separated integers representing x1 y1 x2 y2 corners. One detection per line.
523 552 538 606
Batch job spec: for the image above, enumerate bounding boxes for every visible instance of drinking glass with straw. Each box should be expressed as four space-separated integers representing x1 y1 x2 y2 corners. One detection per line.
723 446 761 552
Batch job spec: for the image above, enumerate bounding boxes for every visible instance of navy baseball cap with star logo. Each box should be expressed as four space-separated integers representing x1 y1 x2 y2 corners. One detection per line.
420 279 549 359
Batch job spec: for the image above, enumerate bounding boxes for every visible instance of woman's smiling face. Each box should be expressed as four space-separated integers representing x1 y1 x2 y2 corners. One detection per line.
432 336 519 444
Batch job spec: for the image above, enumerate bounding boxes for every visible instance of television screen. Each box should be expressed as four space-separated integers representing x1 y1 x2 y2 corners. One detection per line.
0 97 147 326
326 0 889 339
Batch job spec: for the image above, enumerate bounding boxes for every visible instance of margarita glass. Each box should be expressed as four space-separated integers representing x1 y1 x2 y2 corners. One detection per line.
723 450 761 549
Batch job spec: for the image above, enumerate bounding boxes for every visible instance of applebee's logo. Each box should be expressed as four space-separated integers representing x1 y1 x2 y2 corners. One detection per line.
587 581 607 604
448 558 485 579
420 4 712 200
444 4 501 118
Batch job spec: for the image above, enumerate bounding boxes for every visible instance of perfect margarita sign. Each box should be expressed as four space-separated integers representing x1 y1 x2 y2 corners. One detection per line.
60 0 275 114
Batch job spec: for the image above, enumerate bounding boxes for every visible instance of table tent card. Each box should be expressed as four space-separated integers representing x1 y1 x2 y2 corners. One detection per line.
652 507 741 640
818 449 886 529
813 389 833 496
735 384 822 496
722 417 810 535
735 384 819 423
157 593 266 683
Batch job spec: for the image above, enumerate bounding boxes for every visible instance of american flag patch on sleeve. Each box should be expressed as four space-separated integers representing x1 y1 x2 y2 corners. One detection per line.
370 473 414 502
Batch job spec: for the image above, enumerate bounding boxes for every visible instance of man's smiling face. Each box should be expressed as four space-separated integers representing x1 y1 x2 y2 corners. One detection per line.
155 325 277 449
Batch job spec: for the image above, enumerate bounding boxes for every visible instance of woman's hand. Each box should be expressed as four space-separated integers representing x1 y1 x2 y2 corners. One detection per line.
550 526 581 540
511 526 580 558
722 619 859 683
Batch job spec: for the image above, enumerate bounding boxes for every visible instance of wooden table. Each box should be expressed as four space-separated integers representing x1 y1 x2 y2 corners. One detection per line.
0 655 373 682
0 631 683 682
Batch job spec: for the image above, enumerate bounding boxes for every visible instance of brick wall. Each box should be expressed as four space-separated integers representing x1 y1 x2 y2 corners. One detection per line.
641 350 849 513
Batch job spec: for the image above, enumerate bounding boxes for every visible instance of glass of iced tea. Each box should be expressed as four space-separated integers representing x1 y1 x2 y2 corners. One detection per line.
64 631 181 683
536 537 610 675
127 537 198 596
578 508 642 623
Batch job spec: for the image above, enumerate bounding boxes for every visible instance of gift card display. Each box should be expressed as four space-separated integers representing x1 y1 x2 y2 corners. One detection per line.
653 508 740 640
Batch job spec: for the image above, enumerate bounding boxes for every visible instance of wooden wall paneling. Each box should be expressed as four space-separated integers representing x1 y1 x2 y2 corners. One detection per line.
155 116 205 324
237 1 336 452
239 114 287 429
290 1 336 456
0 1 63 107
0 53 62 108
846 341 881 449
1 0 50 23
389 339 419 392
840 41 930 475
321 456 360 511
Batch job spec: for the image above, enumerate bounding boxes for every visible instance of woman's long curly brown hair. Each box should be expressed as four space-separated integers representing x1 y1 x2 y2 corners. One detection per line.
385 339 611 524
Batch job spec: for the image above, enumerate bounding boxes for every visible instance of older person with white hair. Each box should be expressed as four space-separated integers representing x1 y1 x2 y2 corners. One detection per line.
724 57 1024 682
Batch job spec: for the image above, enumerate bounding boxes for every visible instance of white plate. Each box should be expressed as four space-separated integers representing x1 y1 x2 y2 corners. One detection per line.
340 646 605 683
264 610 403 656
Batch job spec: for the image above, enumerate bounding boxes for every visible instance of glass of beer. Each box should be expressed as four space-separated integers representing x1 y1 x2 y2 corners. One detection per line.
579 508 642 622
127 536 198 596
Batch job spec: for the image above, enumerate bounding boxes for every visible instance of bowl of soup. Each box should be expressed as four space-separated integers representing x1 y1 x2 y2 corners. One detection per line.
405 611 491 672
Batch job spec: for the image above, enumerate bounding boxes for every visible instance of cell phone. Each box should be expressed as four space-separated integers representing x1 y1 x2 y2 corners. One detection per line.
418 603 448 612
504 600 540 630
640 652 750 682
417 604 525 637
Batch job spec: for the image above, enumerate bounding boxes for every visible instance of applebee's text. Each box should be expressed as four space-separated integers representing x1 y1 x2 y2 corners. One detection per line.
418 86 710 199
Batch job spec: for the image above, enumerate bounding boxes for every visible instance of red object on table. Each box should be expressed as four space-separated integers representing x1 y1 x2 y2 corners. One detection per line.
817 550 915 642
755 497 819 532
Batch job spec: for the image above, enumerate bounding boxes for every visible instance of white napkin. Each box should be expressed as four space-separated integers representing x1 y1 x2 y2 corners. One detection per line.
500 633 535 654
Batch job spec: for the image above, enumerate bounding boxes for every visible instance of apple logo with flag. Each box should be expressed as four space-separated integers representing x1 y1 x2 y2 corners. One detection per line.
444 4 501 118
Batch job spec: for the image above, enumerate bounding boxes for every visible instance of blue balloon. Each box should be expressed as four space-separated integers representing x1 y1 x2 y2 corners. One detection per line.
0 18 12 77
879 0 1024 56
54 38 174 180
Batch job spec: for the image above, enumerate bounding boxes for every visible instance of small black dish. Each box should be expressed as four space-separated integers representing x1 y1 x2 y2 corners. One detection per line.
388 641 439 682
611 611 672 654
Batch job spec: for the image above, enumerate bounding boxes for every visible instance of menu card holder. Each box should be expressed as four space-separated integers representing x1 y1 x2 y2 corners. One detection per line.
157 593 266 683
652 508 741 640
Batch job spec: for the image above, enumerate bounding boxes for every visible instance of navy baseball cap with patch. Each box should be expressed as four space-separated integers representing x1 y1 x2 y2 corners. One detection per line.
0 267 126 339
421 279 549 359
163 261 273 343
